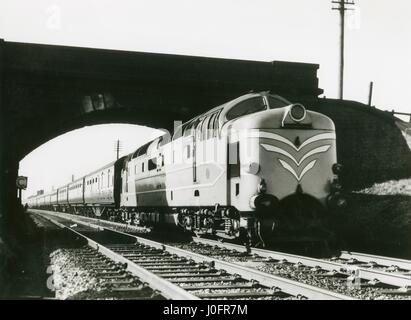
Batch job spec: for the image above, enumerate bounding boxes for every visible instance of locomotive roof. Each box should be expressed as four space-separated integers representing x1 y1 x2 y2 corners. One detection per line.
185 92 290 124
173 92 292 138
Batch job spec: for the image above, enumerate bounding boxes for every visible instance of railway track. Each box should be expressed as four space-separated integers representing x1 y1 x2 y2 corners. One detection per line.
31 209 411 299
335 251 411 272
33 212 197 300
50 246 162 300
32 210 353 300
188 237 411 297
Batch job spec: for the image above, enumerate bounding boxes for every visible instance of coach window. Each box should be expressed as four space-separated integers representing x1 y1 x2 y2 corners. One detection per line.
228 141 240 178
181 124 188 137
201 116 210 140
194 118 201 140
194 119 202 140
183 122 194 137
193 119 199 140
213 110 221 137
207 113 216 139
187 145 191 159
226 97 266 121
137 142 150 157
148 158 157 171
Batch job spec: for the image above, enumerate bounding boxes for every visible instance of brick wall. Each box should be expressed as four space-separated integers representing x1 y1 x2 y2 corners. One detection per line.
309 98 411 189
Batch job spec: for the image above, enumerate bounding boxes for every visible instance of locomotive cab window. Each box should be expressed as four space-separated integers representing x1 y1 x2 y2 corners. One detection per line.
267 95 290 109
226 97 266 121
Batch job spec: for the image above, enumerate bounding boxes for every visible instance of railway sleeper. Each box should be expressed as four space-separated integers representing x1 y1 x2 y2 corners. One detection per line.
130 258 189 265
121 252 170 258
104 279 141 286
181 283 260 290
168 276 242 283
152 268 215 275
195 290 288 299
143 264 204 271
379 286 411 296
159 271 225 278
111 248 156 253
95 271 129 278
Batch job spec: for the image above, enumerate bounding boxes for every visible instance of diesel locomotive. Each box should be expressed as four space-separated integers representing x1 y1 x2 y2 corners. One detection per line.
28 92 346 246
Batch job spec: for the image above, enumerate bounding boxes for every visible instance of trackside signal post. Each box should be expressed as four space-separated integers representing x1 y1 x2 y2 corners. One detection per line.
16 176 27 203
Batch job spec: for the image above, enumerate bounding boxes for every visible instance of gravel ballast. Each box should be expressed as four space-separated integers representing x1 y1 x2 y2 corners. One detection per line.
171 242 411 300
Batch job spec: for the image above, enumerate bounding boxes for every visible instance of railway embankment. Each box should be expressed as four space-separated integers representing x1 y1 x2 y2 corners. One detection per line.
332 187 411 259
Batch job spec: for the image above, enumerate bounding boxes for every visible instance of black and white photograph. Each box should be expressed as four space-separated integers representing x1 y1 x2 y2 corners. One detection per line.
0 0 410 308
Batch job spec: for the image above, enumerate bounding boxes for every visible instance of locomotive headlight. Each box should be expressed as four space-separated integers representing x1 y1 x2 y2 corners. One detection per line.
290 104 306 122
332 163 343 175
250 194 278 210
257 179 267 194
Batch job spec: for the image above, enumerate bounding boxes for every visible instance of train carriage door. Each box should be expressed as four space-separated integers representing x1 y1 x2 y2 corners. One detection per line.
192 119 201 183
226 97 266 204
228 130 240 203
192 134 197 183
182 121 195 183
192 121 198 183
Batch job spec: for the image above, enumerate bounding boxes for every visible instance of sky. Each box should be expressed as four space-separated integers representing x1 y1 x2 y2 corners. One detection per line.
1 0 409 198
1 0 410 114
19 124 163 199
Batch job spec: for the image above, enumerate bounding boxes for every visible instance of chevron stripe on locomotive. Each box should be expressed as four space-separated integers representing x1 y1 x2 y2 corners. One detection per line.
28 92 346 246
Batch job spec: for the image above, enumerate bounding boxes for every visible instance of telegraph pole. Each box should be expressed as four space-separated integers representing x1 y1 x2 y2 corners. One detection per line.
332 0 355 100
368 81 374 106
114 139 123 160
